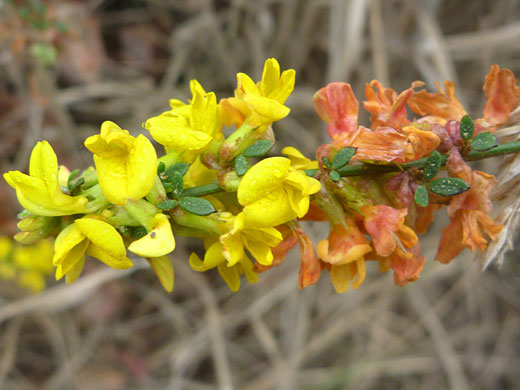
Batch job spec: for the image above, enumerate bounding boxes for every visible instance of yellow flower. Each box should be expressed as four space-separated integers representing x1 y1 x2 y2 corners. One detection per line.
219 212 282 266
4 141 88 216
144 80 220 159
13 238 54 274
220 58 295 127
84 121 157 206
238 157 321 227
189 240 258 292
53 217 132 283
128 213 175 258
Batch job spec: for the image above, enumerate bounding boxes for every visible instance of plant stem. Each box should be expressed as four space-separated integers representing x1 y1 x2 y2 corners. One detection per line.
305 140 520 177
181 140 520 196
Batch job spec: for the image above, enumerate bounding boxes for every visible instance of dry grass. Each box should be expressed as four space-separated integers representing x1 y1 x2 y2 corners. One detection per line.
1 0 520 389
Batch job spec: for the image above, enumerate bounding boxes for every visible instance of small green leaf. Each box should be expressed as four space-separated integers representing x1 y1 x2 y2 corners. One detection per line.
460 115 474 140
179 197 216 216
332 147 356 169
235 154 249 176
429 177 470 196
330 170 341 182
157 162 166 175
322 157 332 169
169 171 184 200
157 199 178 211
471 132 497 151
166 162 190 177
243 139 274 157
424 150 442 181
414 185 429 207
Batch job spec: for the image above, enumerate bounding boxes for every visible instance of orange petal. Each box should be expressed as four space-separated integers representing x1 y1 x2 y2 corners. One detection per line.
483 65 520 126
408 81 467 121
313 82 359 139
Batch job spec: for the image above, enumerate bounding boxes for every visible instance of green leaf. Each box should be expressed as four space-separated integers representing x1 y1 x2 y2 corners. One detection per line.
235 154 249 176
179 197 216 216
332 147 356 169
157 199 178 211
330 170 341 182
414 185 429 207
424 150 442 181
471 132 497 151
166 162 190 177
168 171 184 200
429 177 470 196
243 139 274 157
157 162 166 175
322 157 332 169
460 115 474 140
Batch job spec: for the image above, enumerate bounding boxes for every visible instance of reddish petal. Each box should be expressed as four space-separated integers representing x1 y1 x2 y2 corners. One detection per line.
362 205 407 256
408 81 467 121
388 246 426 286
483 65 520 126
298 231 322 289
313 82 359 139
350 126 408 163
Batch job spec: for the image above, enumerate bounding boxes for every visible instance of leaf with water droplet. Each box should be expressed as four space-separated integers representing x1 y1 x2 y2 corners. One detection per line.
330 170 341 182
471 132 497 151
243 140 274 157
169 171 184 200
235 154 249 176
157 162 166 175
179 197 216 216
459 115 474 140
414 184 429 207
157 199 178 211
429 177 470 196
332 147 356 169
166 162 190 177
322 157 332 169
424 150 442 181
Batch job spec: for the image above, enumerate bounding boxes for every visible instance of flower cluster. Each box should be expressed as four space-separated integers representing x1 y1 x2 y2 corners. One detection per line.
0 235 54 293
3 59 519 293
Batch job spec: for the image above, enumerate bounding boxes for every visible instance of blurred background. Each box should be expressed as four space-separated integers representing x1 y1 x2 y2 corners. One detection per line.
1 0 520 389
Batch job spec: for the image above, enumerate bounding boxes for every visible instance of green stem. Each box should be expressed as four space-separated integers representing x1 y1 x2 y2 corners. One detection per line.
304 140 520 177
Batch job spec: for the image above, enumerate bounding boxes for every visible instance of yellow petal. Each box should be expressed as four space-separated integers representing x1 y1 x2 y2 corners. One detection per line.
217 262 240 292
128 214 175 257
74 218 127 259
282 146 318 169
243 93 290 122
126 134 157 201
241 258 259 284
87 244 133 269
220 231 245 266
65 256 85 283
145 114 212 151
285 186 310 218
53 223 87 265
238 157 291 206
268 69 295 103
94 154 128 205
243 239 273 266
331 264 350 293
242 189 295 228
260 58 281 97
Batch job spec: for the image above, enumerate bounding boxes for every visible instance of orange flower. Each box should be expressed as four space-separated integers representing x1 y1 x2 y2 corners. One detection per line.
313 82 359 138
297 229 322 289
435 149 503 263
362 205 417 257
317 219 372 266
483 65 520 126
374 244 426 286
363 80 423 130
408 81 467 123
